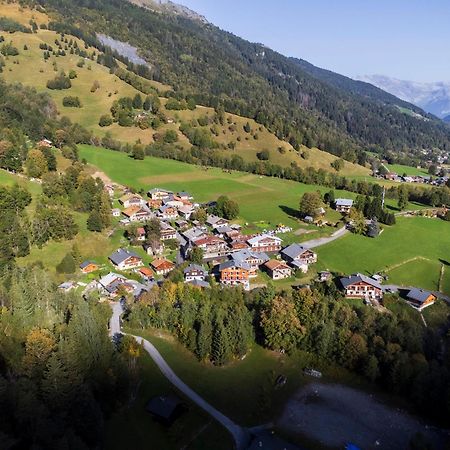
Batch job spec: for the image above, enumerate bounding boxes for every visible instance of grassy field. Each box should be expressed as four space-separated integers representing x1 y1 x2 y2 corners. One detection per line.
0 3 370 177
317 217 450 294
386 163 429 177
79 145 415 228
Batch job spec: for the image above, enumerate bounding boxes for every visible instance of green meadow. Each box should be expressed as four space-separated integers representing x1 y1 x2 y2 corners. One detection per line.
78 145 417 227
386 163 429 177
317 217 450 294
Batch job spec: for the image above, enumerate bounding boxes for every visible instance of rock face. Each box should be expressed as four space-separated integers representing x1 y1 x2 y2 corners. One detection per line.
356 74 450 119
126 0 208 23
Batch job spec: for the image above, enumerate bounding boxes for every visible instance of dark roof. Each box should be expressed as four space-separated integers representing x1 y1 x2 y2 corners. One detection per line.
109 248 140 265
340 273 382 290
186 279 210 288
407 288 435 304
80 260 96 269
219 260 251 271
184 264 205 274
145 394 184 421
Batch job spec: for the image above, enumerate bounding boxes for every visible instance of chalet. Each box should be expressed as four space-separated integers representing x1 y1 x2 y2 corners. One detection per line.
160 222 177 241
137 267 154 282
230 249 269 278
178 205 195 220
112 208 121 217
143 241 164 256
79 261 98 274
177 191 192 201
318 271 332 282
229 240 250 252
263 260 292 280
218 260 250 289
109 248 143 270
58 281 76 292
175 219 189 230
38 138 53 148
122 205 153 222
148 199 163 210
146 394 185 426
119 193 144 209
335 198 353 214
105 185 115 197
213 225 234 238
247 234 282 253
97 272 132 297
281 243 317 272
151 258 175 276
340 273 383 300
184 264 207 282
148 188 173 201
182 227 208 244
162 195 184 209
193 235 228 259
136 227 146 242
206 214 229 229
158 205 178 220
406 288 437 310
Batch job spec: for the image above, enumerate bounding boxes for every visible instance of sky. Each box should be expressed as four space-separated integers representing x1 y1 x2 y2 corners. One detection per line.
176 0 450 82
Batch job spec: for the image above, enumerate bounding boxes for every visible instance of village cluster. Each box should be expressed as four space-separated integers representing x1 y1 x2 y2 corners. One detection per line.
61 185 438 312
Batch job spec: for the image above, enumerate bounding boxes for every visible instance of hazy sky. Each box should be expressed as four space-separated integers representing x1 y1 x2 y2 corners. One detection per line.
176 0 450 82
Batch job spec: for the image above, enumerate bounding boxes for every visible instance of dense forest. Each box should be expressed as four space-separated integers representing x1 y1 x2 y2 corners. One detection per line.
26 0 450 164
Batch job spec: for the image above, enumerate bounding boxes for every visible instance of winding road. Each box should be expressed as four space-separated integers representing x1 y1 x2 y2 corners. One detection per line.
109 302 249 450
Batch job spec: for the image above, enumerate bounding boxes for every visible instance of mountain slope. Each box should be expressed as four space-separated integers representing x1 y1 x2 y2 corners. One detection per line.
356 75 450 119
18 0 450 161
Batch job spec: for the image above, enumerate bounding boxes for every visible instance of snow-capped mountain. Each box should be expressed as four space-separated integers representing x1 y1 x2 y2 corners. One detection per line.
355 75 450 119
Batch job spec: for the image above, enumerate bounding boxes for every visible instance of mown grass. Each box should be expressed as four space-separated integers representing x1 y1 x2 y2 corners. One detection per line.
78 145 416 227
317 217 450 294
386 163 429 177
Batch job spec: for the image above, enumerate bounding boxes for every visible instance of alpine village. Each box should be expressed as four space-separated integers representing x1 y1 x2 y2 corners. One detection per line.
0 1 450 450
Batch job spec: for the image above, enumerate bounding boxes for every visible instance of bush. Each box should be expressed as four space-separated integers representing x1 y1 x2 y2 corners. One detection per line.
62 96 81 107
163 130 178 144
257 150 270 161
0 42 19 56
56 252 76 273
68 69 77 79
98 114 113 127
46 72 71 90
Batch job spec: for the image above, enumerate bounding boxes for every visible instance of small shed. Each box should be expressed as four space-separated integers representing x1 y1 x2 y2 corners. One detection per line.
145 394 186 425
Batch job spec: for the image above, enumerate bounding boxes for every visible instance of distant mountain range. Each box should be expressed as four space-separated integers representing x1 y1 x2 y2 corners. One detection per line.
356 75 450 119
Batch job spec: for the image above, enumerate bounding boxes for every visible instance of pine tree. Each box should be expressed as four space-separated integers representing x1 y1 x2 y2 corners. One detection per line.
87 210 103 232
211 318 230 366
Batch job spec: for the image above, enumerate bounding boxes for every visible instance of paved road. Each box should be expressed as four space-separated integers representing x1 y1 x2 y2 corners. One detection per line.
302 226 349 249
109 303 249 450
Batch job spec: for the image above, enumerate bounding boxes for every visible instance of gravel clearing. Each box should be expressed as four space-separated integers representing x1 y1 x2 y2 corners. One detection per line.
278 382 448 449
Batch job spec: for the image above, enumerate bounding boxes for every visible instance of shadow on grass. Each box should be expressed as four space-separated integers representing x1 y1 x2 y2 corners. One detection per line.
439 259 450 267
279 205 301 219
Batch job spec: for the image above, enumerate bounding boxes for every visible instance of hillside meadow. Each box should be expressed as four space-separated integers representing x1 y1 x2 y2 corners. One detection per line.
0 3 370 177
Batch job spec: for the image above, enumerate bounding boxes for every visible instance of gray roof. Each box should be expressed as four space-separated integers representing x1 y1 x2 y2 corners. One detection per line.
407 288 434 304
80 260 95 269
281 243 310 260
146 394 183 420
340 273 382 290
186 279 210 288
219 260 251 271
231 249 269 264
184 264 205 275
109 248 140 265
148 188 172 195
335 198 354 207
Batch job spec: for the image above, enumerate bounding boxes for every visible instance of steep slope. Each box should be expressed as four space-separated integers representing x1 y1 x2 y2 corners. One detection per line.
0 4 369 176
356 75 450 119
24 0 450 162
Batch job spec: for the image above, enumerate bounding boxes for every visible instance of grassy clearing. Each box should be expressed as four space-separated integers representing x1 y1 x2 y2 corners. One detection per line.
78 145 416 228
317 217 450 294
104 350 232 450
386 163 429 177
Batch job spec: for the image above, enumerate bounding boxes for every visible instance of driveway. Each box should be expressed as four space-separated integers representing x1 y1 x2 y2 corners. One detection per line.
109 303 249 450
302 226 348 249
